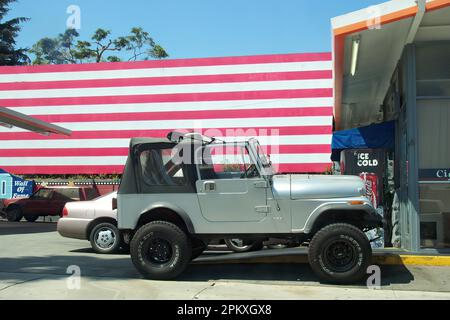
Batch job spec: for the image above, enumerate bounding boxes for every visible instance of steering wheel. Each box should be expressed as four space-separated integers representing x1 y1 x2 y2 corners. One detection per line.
241 164 258 178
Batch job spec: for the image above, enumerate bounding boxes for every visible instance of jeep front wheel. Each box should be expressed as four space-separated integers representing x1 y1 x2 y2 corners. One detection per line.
308 223 371 284
130 221 192 280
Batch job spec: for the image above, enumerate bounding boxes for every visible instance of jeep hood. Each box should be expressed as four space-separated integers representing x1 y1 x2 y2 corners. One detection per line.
272 174 366 200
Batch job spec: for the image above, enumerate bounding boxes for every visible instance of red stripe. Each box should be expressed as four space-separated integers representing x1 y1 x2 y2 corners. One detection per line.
276 163 332 173
0 148 128 157
0 126 332 140
0 89 333 107
0 52 332 74
2 162 332 175
1 165 126 175
0 145 331 157
0 71 332 91
33 107 333 123
271 145 331 154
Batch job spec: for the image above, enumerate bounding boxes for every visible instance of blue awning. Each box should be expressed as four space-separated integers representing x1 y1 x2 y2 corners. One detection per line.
331 121 395 161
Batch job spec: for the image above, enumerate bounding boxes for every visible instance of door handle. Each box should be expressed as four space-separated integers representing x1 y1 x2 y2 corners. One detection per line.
203 181 216 192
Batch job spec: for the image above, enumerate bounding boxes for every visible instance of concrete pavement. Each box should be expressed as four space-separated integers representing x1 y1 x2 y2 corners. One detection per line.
0 221 449 300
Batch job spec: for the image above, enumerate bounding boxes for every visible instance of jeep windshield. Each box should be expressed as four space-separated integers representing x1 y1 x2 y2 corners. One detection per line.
249 139 275 176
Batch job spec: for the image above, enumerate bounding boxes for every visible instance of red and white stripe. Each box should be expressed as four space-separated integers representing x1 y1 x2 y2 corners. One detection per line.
0 53 333 174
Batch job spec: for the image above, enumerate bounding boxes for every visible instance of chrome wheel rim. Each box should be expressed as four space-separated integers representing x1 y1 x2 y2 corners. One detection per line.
230 239 250 249
94 227 116 249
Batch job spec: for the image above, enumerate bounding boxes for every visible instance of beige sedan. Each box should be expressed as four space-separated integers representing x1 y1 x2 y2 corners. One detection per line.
57 191 125 254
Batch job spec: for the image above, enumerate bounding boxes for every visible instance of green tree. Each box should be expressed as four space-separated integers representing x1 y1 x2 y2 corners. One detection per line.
30 27 168 64
0 0 29 65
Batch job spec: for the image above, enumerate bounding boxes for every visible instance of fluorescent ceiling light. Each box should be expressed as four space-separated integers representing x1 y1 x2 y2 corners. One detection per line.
350 37 360 76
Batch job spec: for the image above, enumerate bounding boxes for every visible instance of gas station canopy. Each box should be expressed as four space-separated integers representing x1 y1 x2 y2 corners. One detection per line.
332 0 450 130
0 107 71 136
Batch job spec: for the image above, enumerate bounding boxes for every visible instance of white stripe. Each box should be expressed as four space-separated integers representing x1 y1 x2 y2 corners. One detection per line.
0 79 333 99
0 135 332 149
0 116 332 133
10 98 334 115
0 153 331 166
0 61 332 83
211 153 330 164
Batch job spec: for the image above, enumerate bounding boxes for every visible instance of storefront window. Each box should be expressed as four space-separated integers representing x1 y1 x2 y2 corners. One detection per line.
419 183 450 248
417 99 450 249
416 42 450 97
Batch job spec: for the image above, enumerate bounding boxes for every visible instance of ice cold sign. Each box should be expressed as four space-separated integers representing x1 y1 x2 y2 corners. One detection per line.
357 152 379 167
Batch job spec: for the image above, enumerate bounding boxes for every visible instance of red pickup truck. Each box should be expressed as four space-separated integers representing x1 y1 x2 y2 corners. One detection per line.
2 186 100 222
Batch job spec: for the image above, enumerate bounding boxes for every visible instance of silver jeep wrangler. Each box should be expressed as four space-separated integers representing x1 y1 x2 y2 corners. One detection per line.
117 132 382 284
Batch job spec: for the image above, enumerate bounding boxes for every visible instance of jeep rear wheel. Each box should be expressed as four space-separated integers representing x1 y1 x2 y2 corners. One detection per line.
130 221 192 280
308 223 371 284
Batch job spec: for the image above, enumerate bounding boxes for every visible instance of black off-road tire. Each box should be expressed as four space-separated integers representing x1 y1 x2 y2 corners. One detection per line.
308 223 372 284
24 215 39 223
89 222 121 254
6 206 23 222
130 221 192 280
225 239 264 253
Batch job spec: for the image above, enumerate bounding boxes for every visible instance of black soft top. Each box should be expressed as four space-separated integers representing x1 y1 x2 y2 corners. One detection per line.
129 137 172 147
119 137 198 194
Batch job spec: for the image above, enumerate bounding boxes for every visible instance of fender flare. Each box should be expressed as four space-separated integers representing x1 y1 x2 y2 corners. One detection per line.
302 202 377 234
140 201 195 234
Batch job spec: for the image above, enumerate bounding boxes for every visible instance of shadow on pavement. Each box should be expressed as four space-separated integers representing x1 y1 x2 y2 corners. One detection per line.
0 254 140 281
0 221 56 236
70 247 130 255
0 251 415 288
182 262 414 287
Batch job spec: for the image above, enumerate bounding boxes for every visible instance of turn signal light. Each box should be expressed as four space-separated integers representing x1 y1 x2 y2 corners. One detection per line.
348 200 365 206
62 206 69 217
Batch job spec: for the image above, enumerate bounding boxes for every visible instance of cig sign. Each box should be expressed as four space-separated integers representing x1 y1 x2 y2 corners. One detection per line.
436 169 450 179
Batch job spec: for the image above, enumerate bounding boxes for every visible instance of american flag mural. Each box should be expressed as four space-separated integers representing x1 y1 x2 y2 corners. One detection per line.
0 52 333 175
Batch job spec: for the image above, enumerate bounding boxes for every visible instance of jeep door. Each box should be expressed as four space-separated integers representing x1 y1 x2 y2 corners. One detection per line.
196 144 268 222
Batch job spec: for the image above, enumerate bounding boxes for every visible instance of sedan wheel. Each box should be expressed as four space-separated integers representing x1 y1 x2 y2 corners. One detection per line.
89 222 121 254
224 238 264 253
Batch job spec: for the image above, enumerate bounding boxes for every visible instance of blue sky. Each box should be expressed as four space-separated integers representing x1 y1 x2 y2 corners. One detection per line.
9 0 385 59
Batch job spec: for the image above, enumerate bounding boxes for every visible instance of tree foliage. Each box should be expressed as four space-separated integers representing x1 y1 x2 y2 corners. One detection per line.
30 27 168 64
0 0 29 65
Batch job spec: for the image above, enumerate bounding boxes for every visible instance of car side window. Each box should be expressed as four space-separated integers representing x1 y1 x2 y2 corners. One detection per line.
84 188 99 200
199 145 258 180
54 188 80 201
34 188 53 199
139 148 187 186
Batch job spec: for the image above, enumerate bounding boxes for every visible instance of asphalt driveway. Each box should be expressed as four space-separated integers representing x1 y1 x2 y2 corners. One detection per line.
0 220 449 300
